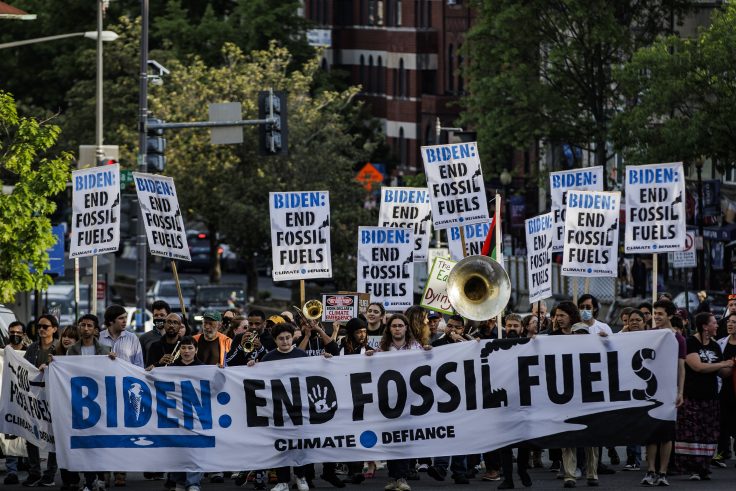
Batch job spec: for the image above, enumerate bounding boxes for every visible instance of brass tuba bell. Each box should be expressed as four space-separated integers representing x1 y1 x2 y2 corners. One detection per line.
446 255 511 321
302 299 324 320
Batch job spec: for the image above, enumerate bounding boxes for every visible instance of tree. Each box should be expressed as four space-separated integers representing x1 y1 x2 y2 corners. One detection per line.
0 91 72 303
612 3 736 169
462 0 690 185
147 43 378 296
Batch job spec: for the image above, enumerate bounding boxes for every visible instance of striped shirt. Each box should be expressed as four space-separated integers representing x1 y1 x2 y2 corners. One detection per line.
99 329 144 367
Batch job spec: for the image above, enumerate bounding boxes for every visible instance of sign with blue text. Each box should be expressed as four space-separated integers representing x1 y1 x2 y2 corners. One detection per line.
378 187 432 262
47 331 677 471
269 191 332 281
525 213 554 303
550 166 603 252
562 191 621 277
421 142 489 230
624 162 687 254
357 227 414 311
448 218 492 261
70 164 120 258
132 173 190 261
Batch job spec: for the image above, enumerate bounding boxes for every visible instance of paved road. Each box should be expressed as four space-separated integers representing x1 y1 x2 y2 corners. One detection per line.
6 451 735 490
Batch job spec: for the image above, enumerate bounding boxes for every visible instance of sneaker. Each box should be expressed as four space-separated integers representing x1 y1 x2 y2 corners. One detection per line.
688 473 700 481
233 472 248 487
209 474 225 484
712 458 727 469
22 475 41 487
641 471 657 486
295 477 309 491
563 480 576 488
4 474 19 485
416 464 428 472
38 476 55 487
623 464 640 471
395 478 411 491
320 473 345 488
550 461 561 472
656 473 669 486
271 484 289 491
608 448 620 466
384 480 398 491
587 478 599 487
427 466 447 481
94 479 106 491
482 471 501 481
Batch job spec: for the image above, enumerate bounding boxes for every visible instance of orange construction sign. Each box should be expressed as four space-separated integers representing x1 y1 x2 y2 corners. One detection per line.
356 162 384 190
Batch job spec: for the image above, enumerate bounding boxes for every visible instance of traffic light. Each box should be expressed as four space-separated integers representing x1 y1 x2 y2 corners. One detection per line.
146 117 167 172
258 90 288 155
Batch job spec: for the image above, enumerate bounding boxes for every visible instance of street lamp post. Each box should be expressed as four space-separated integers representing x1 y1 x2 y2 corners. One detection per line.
695 159 705 290
500 169 513 255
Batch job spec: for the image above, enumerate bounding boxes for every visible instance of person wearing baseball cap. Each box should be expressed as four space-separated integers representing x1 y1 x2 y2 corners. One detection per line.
192 310 232 367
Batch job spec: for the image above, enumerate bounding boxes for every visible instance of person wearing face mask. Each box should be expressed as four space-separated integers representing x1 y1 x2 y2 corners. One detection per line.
3 322 29 485
577 294 612 337
139 300 171 361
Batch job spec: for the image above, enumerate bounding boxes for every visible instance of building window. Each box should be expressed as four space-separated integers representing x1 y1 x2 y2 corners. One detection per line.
368 56 375 93
368 0 384 26
447 44 454 93
377 56 385 94
359 55 365 89
319 0 328 24
457 54 464 93
398 58 407 98
399 127 407 166
396 0 402 26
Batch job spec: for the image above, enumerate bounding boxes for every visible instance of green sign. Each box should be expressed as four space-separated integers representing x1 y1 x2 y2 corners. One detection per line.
120 169 134 190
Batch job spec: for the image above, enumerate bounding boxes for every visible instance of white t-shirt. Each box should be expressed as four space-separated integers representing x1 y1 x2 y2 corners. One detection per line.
588 319 613 336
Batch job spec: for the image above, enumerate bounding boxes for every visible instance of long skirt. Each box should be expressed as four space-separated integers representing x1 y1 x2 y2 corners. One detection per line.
674 398 720 474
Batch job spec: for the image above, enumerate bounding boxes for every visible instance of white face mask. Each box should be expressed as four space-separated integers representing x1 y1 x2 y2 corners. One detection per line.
580 309 593 321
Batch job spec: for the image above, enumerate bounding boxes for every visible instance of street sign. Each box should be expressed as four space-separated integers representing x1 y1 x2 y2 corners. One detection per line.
669 231 697 268
46 225 65 277
120 169 134 190
356 162 384 190
209 102 243 145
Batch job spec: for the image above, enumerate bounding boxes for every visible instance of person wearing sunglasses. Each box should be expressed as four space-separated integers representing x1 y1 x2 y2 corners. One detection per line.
22 315 59 487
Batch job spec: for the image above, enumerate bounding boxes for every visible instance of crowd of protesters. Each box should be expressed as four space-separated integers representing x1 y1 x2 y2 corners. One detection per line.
2 292 735 491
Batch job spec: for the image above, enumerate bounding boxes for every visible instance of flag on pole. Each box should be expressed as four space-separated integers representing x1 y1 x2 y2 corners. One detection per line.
481 215 497 259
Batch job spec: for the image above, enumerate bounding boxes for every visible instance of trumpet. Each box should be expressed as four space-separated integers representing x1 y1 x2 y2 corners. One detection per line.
241 331 258 352
303 299 323 320
165 341 181 366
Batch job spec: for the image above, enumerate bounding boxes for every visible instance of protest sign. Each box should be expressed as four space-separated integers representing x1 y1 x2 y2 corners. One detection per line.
625 162 687 253
132 173 190 261
421 142 489 230
70 164 120 258
448 219 492 260
270 191 332 282
420 256 457 315
0 348 54 452
550 166 603 252
49 331 676 471
321 293 369 322
525 213 554 303
378 187 432 262
562 191 621 277
357 226 414 311
668 232 697 268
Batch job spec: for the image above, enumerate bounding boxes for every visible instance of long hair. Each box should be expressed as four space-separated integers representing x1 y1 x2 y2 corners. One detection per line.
404 305 429 346
56 325 80 355
380 314 412 352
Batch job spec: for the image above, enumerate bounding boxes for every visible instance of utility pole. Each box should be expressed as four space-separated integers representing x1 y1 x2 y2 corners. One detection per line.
136 0 150 326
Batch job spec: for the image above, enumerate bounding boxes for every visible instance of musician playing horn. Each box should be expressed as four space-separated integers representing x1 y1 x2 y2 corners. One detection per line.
145 312 184 368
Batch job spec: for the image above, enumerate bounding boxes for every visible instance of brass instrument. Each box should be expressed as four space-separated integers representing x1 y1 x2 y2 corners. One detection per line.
241 331 258 352
302 299 324 320
446 255 511 321
165 341 181 366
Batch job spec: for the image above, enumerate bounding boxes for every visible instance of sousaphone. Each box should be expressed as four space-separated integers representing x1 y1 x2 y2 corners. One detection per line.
446 255 511 321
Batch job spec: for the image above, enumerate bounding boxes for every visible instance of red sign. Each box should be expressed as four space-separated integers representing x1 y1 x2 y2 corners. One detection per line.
97 281 106 300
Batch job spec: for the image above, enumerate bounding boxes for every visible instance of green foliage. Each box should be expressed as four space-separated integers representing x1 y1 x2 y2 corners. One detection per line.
0 91 71 303
612 4 736 169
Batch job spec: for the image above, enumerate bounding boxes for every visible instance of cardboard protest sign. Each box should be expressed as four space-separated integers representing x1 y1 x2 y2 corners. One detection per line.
321 293 367 322
132 173 190 261
357 227 413 311
448 219 492 261
625 162 686 253
421 142 489 230
562 191 621 277
420 256 457 315
550 166 603 252
378 187 432 262
525 213 554 303
70 165 121 258
269 191 332 281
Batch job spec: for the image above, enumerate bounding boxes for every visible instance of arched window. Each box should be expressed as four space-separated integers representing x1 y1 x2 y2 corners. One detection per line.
447 44 454 93
359 55 365 89
377 56 384 94
321 58 329 71
396 0 402 26
398 127 406 166
368 56 374 93
399 58 407 98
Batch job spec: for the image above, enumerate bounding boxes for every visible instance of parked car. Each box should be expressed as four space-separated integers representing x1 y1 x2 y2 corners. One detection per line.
146 278 197 313
32 284 91 326
124 307 154 333
0 304 18 348
189 284 245 328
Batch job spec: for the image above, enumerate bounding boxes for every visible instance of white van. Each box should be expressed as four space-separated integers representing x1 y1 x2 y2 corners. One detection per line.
0 304 19 348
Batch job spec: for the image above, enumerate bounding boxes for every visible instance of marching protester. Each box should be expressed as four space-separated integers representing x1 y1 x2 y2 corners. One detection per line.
637 302 653 328
716 312 736 466
531 300 551 333
576 294 612 337
223 315 248 339
145 313 185 368
404 305 430 348
3 321 30 485
717 294 736 339
193 311 232 368
430 314 471 347
138 300 171 361
674 311 734 481
427 311 443 343
56 326 79 355
365 302 386 341
550 302 580 336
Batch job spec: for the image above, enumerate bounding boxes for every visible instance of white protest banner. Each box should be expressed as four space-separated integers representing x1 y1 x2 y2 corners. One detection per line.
48 331 676 471
132 173 190 261
420 256 457 315
525 213 554 303
448 219 491 260
357 227 413 311
562 191 621 277
378 187 432 262
270 191 332 281
421 142 489 230
0 348 54 451
550 166 603 252
669 232 697 268
70 164 121 258
625 162 687 253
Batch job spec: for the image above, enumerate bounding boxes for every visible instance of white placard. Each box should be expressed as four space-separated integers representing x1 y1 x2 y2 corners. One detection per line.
448 219 492 261
0 348 54 451
269 191 332 281
562 190 621 277
669 232 697 268
70 164 121 258
550 166 604 252
132 173 190 261
420 257 457 315
421 142 489 230
357 227 413 311
525 212 554 303
47 331 677 471
378 187 432 262
625 162 687 253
